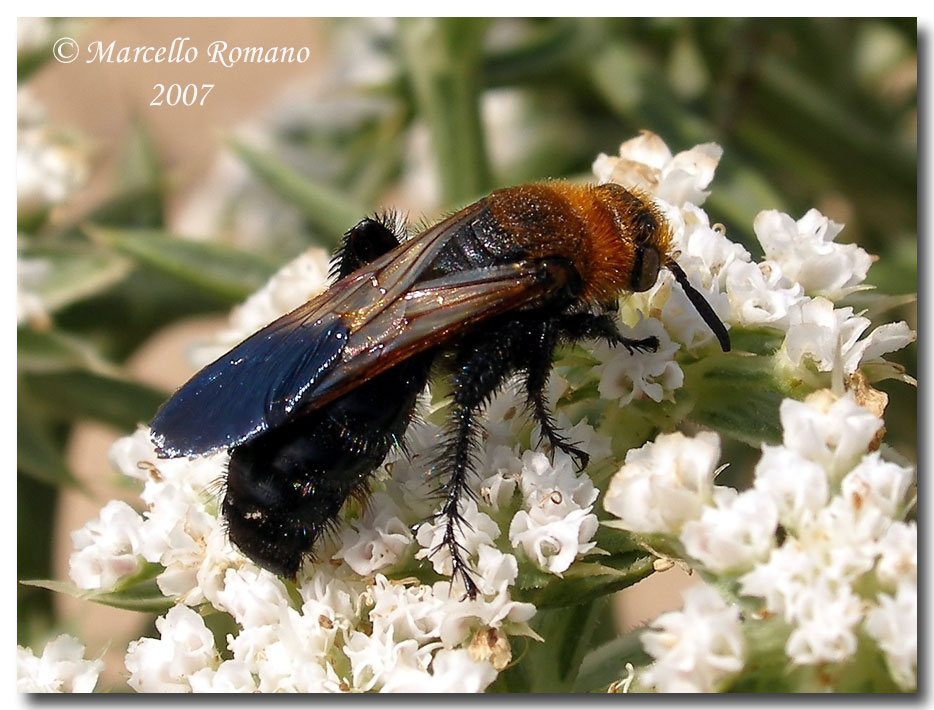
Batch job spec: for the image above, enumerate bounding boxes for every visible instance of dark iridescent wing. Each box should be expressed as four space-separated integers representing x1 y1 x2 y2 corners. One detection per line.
151 203 557 458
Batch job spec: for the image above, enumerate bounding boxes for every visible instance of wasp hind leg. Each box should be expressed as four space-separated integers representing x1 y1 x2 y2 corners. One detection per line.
435 401 483 600
434 325 524 600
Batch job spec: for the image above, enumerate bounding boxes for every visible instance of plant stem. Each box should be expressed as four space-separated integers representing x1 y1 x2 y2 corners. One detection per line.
400 18 492 207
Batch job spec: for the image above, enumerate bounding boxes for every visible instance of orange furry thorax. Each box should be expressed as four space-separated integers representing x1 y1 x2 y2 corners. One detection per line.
485 181 672 305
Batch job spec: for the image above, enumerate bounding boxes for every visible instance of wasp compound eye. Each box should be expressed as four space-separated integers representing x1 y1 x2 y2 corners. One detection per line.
630 245 661 292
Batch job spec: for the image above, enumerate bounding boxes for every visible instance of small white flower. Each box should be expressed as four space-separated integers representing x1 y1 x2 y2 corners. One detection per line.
344 626 434 692
137 483 221 602
16 256 51 326
840 452 913 520
782 298 915 376
784 580 864 665
509 506 598 574
800 494 886 586
111 427 227 502
228 620 336 692
68 500 144 591
334 493 414 575
778 392 882 483
239 606 343 692
874 520 916 589
17 17 52 52
507 448 600 573
478 446 522 511
753 445 829 531
681 487 778 573
593 318 683 405
604 431 721 535
125 605 220 692
17 635 103 693
212 566 291 628
17 89 88 212
864 581 917 690
631 268 732 352
753 208 873 300
382 648 498 693
516 448 598 512
415 498 499 577
593 130 723 207
725 259 804 329
640 584 744 692
188 660 258 693
672 203 752 292
738 541 816 618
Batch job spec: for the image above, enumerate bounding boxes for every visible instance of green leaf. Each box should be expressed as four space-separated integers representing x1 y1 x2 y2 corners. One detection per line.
513 552 655 608
17 328 118 376
493 598 614 692
18 244 132 314
229 140 367 245
22 572 174 614
85 225 278 302
21 370 166 431
483 20 591 87
17 475 58 645
17 394 80 488
574 629 652 692
681 352 789 447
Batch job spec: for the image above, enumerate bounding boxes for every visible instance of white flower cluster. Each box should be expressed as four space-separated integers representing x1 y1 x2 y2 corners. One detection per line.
593 131 914 381
17 88 90 326
17 88 87 214
65 424 533 692
62 374 609 692
17 635 103 693
36 131 914 693
639 584 745 693
740 392 916 687
605 390 916 691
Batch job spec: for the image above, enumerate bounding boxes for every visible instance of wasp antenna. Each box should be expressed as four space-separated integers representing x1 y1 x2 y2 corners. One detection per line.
667 261 731 352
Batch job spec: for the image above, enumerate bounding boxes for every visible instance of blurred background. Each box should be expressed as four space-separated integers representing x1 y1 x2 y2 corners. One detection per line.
17 18 917 690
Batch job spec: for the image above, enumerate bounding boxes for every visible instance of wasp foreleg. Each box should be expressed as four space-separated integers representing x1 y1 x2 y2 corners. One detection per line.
559 312 659 354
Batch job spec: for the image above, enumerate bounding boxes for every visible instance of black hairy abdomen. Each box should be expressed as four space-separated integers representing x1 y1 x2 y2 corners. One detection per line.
222 350 432 578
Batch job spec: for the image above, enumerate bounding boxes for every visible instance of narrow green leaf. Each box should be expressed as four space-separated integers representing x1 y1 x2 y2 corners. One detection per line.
19 245 132 314
21 576 174 614
22 370 166 431
483 20 590 87
17 328 118 376
17 396 80 488
229 140 367 245
85 225 278 302
514 553 655 608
